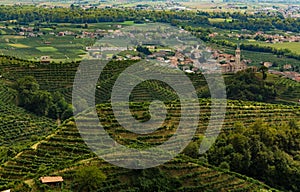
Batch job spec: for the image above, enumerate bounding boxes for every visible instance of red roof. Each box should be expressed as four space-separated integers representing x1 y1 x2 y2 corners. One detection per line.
40 176 63 183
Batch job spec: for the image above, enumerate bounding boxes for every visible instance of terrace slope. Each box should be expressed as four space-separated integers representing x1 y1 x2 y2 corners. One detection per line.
0 99 298 191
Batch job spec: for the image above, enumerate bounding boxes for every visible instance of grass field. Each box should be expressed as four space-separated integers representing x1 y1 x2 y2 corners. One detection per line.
8 43 30 48
247 41 300 54
0 35 25 39
208 18 232 23
36 46 58 52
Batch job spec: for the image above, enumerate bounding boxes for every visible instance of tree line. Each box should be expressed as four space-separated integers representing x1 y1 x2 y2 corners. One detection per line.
0 5 300 32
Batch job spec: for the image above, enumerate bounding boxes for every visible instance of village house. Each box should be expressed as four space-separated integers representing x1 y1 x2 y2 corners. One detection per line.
283 64 293 70
263 62 273 68
20 27 33 32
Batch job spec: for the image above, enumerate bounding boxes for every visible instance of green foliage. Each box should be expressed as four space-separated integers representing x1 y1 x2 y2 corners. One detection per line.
74 166 106 192
136 45 152 56
15 76 72 120
128 168 181 192
219 161 230 170
182 141 199 159
225 69 277 102
207 120 300 191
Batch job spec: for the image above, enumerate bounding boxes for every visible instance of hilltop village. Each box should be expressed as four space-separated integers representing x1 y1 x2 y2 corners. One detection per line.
86 41 249 74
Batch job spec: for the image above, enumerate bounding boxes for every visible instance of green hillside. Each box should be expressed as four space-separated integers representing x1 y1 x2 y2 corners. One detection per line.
1 57 299 105
0 56 299 191
0 99 298 191
0 84 57 175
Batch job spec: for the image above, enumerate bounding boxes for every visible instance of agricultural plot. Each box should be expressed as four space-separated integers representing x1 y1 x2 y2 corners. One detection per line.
0 21 139 62
0 98 56 167
247 41 300 55
0 34 94 62
267 74 300 103
1 57 299 105
0 99 296 190
36 46 58 52
208 18 233 23
0 83 16 104
7 43 30 48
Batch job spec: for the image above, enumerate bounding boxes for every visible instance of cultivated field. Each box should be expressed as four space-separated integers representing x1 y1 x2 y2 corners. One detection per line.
247 41 300 55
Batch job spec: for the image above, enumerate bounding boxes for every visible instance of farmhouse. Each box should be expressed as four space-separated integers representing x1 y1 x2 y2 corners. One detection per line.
40 56 51 64
40 176 63 187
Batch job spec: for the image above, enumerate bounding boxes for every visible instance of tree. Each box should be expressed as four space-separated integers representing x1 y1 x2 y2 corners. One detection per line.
48 92 70 120
207 119 300 191
183 141 199 158
129 168 181 191
74 166 106 192
219 161 230 170
225 70 276 102
136 45 152 55
16 76 39 108
15 76 73 120
259 66 268 80
31 90 52 116
16 76 52 116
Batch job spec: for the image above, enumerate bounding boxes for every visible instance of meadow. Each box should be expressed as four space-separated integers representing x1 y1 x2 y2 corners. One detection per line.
247 41 300 55
208 18 233 23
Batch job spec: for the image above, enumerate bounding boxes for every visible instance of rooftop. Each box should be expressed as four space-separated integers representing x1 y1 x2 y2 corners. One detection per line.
40 176 63 184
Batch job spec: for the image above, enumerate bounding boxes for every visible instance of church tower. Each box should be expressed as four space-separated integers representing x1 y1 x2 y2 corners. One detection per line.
235 44 241 67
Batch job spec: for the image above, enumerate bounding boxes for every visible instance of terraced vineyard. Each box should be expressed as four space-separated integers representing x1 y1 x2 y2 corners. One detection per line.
61 156 274 192
1 56 299 106
0 56 299 191
96 99 300 147
0 83 15 104
266 74 300 104
0 102 57 188
0 101 55 144
0 99 298 191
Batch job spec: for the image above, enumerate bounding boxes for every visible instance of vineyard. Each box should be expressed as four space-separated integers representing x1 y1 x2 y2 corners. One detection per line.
0 56 299 105
0 55 299 190
0 99 298 190
266 74 300 104
0 90 57 189
0 84 56 146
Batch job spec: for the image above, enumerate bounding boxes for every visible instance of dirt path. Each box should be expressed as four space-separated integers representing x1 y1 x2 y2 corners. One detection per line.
30 131 58 150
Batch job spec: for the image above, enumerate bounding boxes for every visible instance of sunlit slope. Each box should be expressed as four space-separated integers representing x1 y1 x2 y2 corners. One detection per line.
0 100 55 145
0 100 298 190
